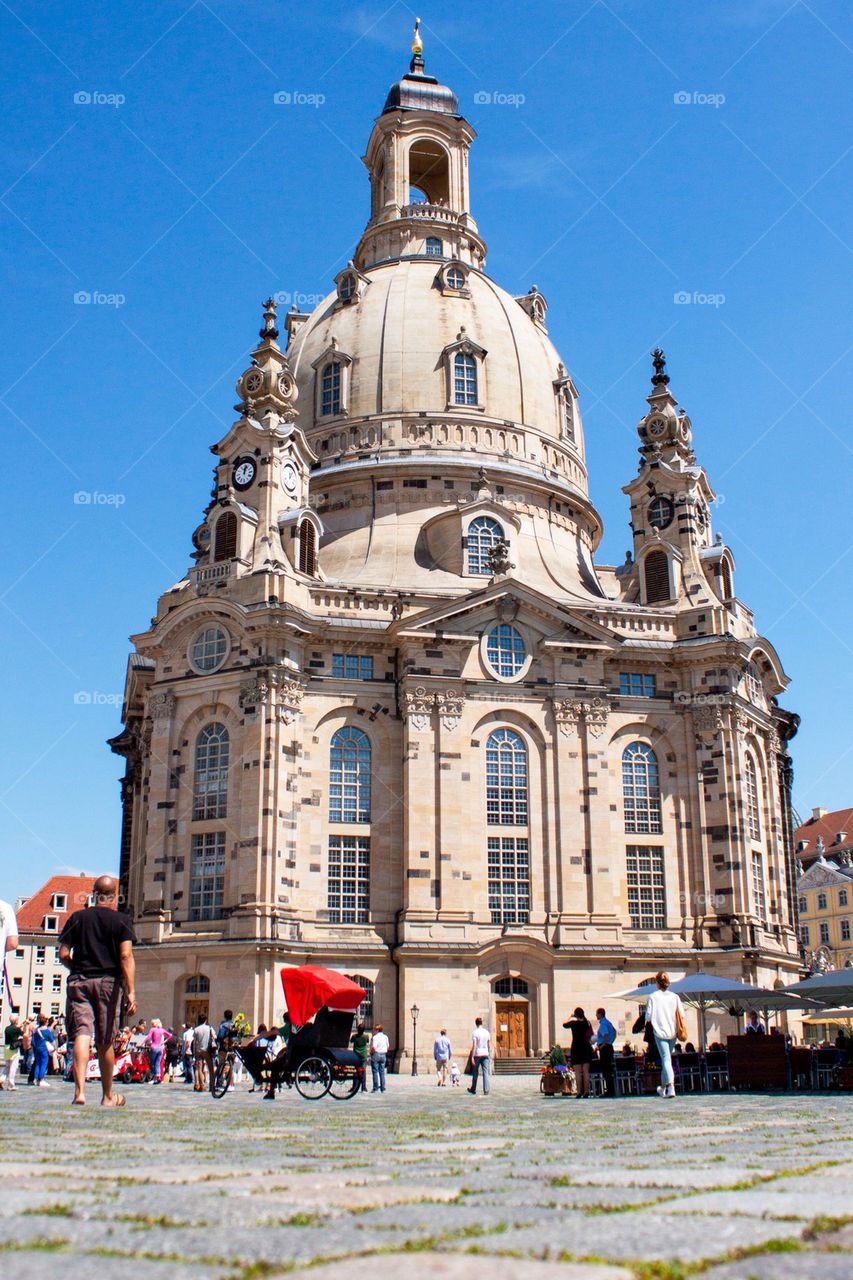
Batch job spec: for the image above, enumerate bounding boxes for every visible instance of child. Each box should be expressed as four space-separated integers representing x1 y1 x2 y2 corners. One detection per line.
449 1061 461 1087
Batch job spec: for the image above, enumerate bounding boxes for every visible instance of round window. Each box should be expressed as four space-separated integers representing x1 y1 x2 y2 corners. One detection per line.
485 624 526 680
648 496 674 530
446 267 465 290
189 626 229 673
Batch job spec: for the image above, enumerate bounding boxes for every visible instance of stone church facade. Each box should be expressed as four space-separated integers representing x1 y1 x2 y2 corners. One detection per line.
111 33 801 1061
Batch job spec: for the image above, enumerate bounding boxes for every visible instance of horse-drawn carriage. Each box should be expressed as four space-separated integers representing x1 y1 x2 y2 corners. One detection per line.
212 965 365 1101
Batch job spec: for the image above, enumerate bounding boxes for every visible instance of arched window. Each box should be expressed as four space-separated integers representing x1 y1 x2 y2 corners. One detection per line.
467 516 503 575
745 754 761 842
622 742 662 834
425 236 442 257
186 975 209 994
493 976 529 997
720 560 733 600
298 520 316 575
345 975 374 1027
644 549 671 603
454 351 478 405
213 512 237 562
193 723 229 820
486 729 528 825
321 361 342 415
330 726 371 823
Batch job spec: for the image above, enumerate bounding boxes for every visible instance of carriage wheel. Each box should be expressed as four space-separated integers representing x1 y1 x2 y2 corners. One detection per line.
294 1056 332 1100
328 1068 361 1100
211 1056 233 1099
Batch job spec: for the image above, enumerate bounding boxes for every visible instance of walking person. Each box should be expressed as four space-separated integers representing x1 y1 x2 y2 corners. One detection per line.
369 1024 389 1093
467 1017 491 1095
433 1028 452 1086
595 1007 617 1098
164 1028 182 1082
563 1007 594 1098
31 1015 55 1087
644 972 686 1099
351 1021 370 1092
181 1023 195 1084
145 1019 167 1084
2 1015 22 1091
57 873 137 1107
192 1013 216 1092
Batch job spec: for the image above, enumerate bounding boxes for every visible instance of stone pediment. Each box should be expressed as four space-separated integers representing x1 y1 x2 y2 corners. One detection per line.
395 579 621 649
798 861 850 890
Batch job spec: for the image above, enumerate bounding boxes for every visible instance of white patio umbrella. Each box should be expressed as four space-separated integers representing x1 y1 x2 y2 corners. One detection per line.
782 970 853 1007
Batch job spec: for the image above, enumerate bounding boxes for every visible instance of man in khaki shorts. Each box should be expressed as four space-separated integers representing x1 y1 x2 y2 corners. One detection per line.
58 875 137 1107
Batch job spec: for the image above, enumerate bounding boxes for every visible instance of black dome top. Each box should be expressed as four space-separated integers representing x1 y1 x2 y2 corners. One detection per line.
382 71 459 117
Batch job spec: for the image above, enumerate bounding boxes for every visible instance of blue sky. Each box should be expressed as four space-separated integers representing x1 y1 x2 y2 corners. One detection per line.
1 1 851 903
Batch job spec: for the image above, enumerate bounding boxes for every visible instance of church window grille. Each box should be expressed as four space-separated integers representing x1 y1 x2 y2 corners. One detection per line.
329 726 371 823
819 921 830 945
626 845 666 929
487 836 530 925
842 919 851 942
345 974 374 1026
751 851 766 922
745 755 761 842
327 835 370 923
425 236 442 257
840 890 849 907
494 976 529 997
467 516 503 575
189 832 225 921
623 742 662 834
298 520 317 575
817 893 827 911
648 496 674 530
321 361 342 415
213 511 237 561
331 653 374 680
619 672 656 697
190 626 228 673
446 266 465 290
486 728 528 825
192 723 229 820
454 352 477 404
485 624 526 679
643 549 671 603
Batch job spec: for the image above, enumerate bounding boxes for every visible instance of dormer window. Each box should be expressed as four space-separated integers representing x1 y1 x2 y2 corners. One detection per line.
50 893 67 911
338 274 355 302
43 915 59 932
441 331 486 411
312 344 353 420
553 371 579 445
466 516 504 575
321 361 342 415
454 352 477 405
334 263 367 306
425 236 443 257
447 266 465 289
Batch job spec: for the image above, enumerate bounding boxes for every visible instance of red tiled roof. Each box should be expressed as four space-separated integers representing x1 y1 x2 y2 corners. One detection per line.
794 807 853 856
14 874 98 934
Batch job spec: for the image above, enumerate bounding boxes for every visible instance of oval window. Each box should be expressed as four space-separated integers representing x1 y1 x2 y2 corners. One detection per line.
189 626 229 674
485 624 526 680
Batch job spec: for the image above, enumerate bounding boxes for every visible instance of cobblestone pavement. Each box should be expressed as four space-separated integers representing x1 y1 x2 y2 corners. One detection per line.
1 1077 851 1279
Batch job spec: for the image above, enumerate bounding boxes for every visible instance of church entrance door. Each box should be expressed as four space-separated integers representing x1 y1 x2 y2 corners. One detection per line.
495 1002 529 1058
185 998 209 1027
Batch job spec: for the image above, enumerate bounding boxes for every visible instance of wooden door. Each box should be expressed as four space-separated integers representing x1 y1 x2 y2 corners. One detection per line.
185 998 209 1027
495 1002 529 1058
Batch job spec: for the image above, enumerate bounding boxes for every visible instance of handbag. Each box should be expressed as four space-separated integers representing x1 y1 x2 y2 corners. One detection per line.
463 1049 474 1077
674 1005 688 1043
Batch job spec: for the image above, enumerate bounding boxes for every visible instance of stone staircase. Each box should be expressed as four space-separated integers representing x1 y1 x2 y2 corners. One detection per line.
493 1056 545 1075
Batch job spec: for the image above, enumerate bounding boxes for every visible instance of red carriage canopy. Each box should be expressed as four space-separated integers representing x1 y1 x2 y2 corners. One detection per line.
279 965 366 1027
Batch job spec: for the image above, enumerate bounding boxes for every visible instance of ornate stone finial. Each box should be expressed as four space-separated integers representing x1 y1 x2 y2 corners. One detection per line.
410 16 425 72
477 465 489 488
260 297 279 343
651 348 669 387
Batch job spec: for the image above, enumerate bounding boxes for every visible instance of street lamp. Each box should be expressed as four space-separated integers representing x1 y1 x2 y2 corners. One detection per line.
410 1003 420 1076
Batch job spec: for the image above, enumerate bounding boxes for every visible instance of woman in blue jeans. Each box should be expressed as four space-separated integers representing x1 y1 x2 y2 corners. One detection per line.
31 1015 55 1087
644 971 685 1099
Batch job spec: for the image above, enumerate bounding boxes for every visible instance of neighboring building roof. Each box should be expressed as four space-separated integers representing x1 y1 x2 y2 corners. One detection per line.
14 874 97 934
795 807 853 864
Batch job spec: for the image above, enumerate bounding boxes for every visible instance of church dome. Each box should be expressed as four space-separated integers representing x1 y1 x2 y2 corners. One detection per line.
288 257 589 498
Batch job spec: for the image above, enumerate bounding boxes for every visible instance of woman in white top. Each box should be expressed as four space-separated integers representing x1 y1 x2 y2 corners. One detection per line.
643 972 684 1099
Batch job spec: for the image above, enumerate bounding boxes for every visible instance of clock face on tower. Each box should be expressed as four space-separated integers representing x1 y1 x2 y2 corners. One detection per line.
232 456 257 490
282 462 298 495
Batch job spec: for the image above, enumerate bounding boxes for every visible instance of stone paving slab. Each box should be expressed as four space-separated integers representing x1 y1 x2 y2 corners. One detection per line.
1 1079 851 1278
